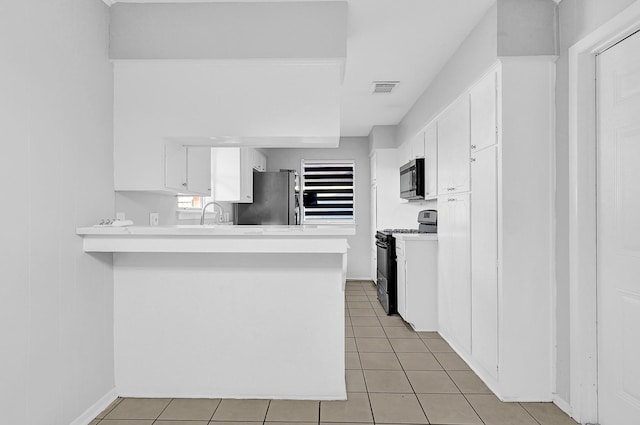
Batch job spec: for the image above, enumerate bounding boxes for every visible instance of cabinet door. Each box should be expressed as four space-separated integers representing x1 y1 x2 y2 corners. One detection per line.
424 121 437 199
186 147 212 195
437 193 471 353
165 142 187 191
396 244 407 319
260 152 267 172
470 70 498 152
471 146 498 378
239 148 254 202
212 147 240 201
437 96 470 195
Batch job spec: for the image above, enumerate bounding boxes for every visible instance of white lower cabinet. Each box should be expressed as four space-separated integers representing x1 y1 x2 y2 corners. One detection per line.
437 193 471 353
396 241 407 318
395 234 438 331
471 145 498 379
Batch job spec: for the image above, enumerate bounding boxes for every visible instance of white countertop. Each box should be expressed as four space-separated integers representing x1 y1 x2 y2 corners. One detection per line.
392 233 438 241
77 224 355 237
76 224 354 253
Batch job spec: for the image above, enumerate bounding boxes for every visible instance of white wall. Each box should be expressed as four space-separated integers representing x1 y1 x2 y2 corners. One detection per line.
265 138 371 279
115 192 234 226
0 1 115 424
554 0 637 407
109 1 347 60
397 3 498 146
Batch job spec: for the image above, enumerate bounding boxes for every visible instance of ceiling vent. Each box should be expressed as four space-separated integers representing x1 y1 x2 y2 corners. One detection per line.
371 81 399 94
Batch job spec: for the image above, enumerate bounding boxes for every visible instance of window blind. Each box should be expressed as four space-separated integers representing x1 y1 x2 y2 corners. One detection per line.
302 160 355 222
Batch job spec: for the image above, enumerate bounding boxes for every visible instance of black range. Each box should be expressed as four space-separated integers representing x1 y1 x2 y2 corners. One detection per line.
374 210 438 315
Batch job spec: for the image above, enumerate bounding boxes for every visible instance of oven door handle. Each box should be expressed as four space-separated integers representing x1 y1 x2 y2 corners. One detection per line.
375 241 388 249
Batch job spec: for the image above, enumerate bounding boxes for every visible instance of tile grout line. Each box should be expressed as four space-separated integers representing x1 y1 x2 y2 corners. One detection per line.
519 402 544 425
151 398 173 424
208 398 222 422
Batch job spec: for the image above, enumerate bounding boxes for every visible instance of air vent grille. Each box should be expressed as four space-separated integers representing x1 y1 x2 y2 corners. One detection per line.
372 81 399 94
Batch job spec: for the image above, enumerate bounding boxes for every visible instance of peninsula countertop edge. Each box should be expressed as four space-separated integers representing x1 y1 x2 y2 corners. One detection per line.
76 224 355 253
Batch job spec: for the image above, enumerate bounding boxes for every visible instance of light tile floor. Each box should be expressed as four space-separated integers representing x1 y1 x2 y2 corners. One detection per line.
92 280 577 425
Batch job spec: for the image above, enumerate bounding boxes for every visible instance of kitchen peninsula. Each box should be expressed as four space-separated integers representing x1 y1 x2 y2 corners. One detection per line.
77 224 354 400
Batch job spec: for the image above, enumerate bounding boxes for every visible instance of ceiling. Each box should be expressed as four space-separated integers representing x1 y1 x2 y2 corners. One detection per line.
108 0 495 137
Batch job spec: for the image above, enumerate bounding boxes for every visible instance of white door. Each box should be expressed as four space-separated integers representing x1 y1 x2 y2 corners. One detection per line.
437 96 470 195
396 243 407 319
186 147 212 195
165 142 187 192
471 145 498 378
437 193 471 353
597 31 640 425
470 69 498 152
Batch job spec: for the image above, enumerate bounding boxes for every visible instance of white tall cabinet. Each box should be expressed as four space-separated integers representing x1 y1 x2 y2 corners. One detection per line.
437 193 471 351
433 59 554 401
470 145 498 379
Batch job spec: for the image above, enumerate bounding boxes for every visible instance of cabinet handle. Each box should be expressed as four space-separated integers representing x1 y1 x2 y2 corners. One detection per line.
246 195 251 199
471 144 477 149
448 198 457 202
470 158 476 162
182 182 187 187
447 187 455 191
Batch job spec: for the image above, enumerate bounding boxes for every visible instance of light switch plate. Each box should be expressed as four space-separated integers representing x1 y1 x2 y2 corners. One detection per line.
149 212 159 226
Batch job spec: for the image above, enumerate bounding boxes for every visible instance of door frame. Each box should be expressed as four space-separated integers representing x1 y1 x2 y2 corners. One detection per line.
568 1 640 423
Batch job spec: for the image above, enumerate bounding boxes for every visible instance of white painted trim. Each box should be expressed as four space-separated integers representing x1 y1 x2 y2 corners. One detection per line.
69 388 118 425
498 55 559 63
568 1 640 423
553 394 573 419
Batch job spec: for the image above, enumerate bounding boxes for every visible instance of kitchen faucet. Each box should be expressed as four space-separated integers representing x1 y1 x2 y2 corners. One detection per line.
200 201 225 225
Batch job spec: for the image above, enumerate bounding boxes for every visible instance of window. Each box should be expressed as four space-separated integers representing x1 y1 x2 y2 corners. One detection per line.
177 195 209 210
301 160 355 223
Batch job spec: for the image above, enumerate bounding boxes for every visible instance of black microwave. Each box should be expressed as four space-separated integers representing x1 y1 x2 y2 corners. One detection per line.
400 158 425 200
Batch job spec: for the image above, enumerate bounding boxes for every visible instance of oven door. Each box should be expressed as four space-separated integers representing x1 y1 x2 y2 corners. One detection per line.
377 271 389 313
376 240 389 279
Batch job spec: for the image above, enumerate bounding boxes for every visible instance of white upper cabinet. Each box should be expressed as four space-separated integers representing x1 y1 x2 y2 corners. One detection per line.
186 147 213 196
164 141 211 195
423 121 437 199
211 147 254 203
437 95 470 195
470 69 498 152
165 142 188 192
252 149 267 172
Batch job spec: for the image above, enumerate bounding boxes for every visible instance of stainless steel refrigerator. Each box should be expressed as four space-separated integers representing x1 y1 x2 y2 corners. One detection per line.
234 170 300 225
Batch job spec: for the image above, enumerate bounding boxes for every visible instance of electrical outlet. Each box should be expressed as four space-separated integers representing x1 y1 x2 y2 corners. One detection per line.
149 212 159 226
116 212 126 221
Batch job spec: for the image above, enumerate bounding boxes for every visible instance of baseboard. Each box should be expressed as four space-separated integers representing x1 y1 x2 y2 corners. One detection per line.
69 388 118 425
552 395 573 419
346 277 375 282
